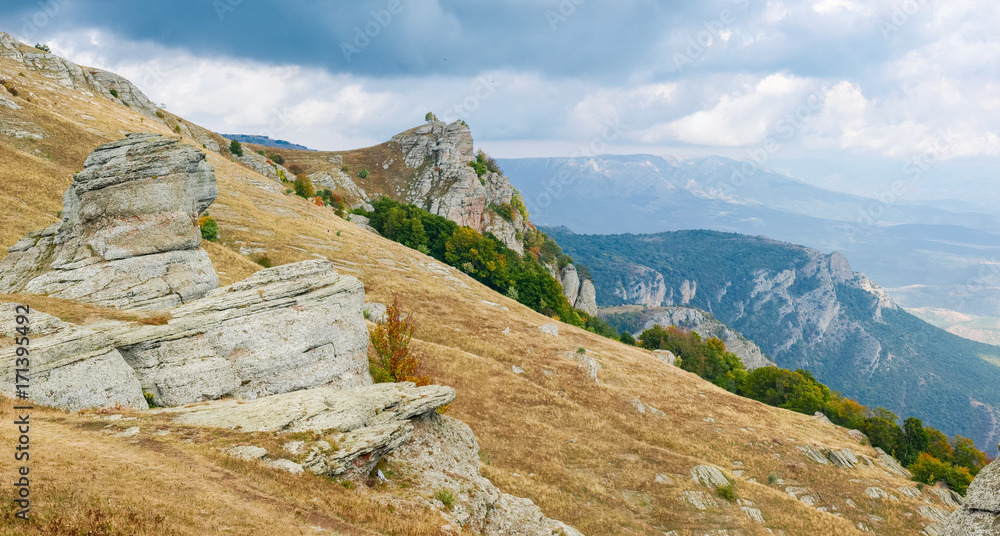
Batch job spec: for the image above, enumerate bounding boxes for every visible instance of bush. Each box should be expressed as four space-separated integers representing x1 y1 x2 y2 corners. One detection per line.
715 484 736 502
269 153 285 165
109 88 119 98
619 331 636 346
198 214 219 242
492 202 515 222
293 175 315 199
253 255 273 268
142 392 157 408
369 297 430 386
433 488 455 508
174 125 181 134
229 139 244 157
34 43 50 52
425 111 438 122
156 110 164 119
358 168 369 179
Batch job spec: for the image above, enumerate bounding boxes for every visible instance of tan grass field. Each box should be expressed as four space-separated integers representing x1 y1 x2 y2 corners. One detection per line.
0 54 956 535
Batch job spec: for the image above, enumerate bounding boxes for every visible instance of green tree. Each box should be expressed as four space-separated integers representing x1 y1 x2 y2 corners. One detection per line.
900 417 930 466
229 139 244 157
619 331 636 346
425 111 438 122
293 175 315 199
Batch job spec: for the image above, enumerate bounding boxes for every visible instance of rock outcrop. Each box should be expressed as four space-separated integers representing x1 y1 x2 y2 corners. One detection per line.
633 306 776 370
111 260 371 406
168 382 453 478
0 133 219 310
558 264 599 315
390 121 529 253
942 459 1000 535
0 304 146 410
0 32 160 117
385 412 584 535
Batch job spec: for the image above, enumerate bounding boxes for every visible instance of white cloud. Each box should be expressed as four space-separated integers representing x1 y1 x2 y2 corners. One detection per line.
811 0 864 15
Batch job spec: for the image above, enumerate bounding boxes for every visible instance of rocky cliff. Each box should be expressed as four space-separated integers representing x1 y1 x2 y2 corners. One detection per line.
557 263 598 315
625 306 776 370
0 133 218 309
548 227 1000 453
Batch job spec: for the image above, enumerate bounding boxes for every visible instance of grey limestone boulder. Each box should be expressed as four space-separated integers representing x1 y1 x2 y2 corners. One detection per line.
0 133 219 310
942 459 1000 535
111 260 371 407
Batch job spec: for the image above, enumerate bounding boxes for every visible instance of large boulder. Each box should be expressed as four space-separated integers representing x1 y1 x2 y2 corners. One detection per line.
0 305 146 410
561 264 581 306
111 260 371 407
575 279 598 316
942 460 1000 535
0 133 219 310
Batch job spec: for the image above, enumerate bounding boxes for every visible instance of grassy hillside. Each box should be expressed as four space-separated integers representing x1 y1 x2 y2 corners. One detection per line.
0 47 960 535
547 227 1000 453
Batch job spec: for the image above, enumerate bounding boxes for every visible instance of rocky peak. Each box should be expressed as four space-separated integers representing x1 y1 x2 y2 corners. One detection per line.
390 120 528 253
0 32 160 116
0 133 218 309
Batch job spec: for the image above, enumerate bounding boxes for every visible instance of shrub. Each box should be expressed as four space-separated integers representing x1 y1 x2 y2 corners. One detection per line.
340 165 350 173
767 472 779 485
109 88 118 98
619 331 636 346
174 125 181 134
433 488 456 508
293 175 315 199
511 194 529 221
143 392 157 408
156 110 164 119
424 111 438 122
492 202 515 222
229 139 244 157
358 168 369 179
715 484 736 502
369 297 430 386
269 153 285 165
2 80 18 97
257 150 265 155
199 214 219 242
34 43 51 52
253 255 273 268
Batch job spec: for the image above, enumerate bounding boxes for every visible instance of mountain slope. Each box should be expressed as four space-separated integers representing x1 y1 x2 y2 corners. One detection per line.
547 226 1000 454
0 32 958 535
501 155 1000 317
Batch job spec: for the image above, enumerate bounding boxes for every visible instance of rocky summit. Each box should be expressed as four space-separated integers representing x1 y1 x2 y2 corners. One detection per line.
0 133 218 310
942 459 1000 535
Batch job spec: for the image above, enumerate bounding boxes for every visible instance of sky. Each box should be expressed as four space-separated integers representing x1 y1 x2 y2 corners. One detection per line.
3 0 999 208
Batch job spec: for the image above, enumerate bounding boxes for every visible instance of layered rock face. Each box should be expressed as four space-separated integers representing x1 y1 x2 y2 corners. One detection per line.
942 460 1000 535
112 260 371 406
0 133 219 310
0 305 146 410
0 32 159 116
391 121 529 253
635 307 776 370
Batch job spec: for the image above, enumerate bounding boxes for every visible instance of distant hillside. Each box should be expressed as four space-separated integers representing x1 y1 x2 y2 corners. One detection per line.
501 155 1000 317
547 227 1000 454
219 133 315 151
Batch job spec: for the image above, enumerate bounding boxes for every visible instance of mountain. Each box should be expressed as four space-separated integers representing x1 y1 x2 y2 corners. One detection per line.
499 155 1000 317
219 133 315 151
0 31 964 535
546 226 1000 454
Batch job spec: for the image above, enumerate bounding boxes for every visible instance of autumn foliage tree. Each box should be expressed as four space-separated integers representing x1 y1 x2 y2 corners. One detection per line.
369 297 430 386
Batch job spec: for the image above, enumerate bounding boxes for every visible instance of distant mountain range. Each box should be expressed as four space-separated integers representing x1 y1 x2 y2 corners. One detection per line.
499 155 1000 317
220 133 315 151
546 226 1000 454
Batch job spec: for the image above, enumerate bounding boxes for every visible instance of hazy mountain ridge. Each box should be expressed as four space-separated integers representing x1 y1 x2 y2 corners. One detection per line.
547 226 1000 453
502 155 1000 317
220 133 315 151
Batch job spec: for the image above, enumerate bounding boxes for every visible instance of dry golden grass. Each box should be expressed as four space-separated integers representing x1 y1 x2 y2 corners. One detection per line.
0 53 954 535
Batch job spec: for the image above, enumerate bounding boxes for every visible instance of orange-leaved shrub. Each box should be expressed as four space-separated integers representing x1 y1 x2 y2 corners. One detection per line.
369 297 430 386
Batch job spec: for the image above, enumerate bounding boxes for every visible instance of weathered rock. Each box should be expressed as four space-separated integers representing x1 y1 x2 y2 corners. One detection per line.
874 447 913 478
798 445 829 465
575 279 598 315
942 459 1000 534
635 306 775 370
652 349 677 366
226 445 268 461
847 429 869 444
111 260 370 407
386 412 583 536
164 382 454 478
538 323 559 336
690 465 730 488
824 447 857 468
561 265 581 306
865 487 889 499
0 133 219 310
0 305 146 410
363 302 387 323
0 33 160 117
930 487 964 508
